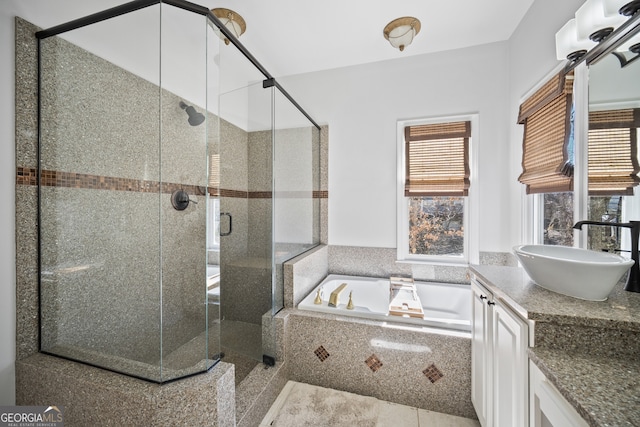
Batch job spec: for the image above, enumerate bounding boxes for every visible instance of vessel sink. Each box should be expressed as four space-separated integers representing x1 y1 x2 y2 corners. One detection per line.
513 245 634 301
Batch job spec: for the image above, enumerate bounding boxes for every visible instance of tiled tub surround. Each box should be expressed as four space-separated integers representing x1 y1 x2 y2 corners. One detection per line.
282 245 516 310
471 264 640 427
327 246 518 284
282 309 476 419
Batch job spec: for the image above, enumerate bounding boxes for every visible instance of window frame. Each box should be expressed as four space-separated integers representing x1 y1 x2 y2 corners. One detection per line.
396 114 479 265
521 64 640 250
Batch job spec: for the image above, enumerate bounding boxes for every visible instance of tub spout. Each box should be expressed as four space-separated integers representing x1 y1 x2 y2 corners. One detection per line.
328 283 348 307
573 220 640 293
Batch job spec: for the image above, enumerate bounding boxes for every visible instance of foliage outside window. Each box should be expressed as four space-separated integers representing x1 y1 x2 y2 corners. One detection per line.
542 192 574 246
409 196 464 256
588 196 623 252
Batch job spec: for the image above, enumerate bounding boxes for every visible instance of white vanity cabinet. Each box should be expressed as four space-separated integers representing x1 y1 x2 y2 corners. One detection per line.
529 362 589 427
471 278 529 427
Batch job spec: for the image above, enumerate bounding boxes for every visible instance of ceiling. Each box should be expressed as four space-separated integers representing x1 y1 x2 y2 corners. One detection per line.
16 0 535 77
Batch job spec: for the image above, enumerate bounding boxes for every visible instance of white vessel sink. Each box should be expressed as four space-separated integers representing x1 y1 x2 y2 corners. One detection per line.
513 245 634 301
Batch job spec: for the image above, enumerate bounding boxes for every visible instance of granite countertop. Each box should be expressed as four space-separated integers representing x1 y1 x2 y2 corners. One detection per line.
470 264 640 427
470 264 640 331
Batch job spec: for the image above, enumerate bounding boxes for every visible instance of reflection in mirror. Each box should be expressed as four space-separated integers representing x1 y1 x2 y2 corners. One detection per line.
587 28 640 253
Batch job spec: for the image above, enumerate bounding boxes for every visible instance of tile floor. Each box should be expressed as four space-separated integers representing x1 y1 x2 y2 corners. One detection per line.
260 381 481 427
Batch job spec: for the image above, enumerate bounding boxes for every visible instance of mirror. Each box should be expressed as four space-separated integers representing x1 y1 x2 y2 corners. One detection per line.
587 26 640 252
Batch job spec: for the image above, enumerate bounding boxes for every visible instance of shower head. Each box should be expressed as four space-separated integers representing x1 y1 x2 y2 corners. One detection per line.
179 101 205 126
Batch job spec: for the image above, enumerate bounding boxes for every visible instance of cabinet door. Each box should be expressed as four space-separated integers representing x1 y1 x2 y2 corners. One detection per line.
493 302 528 427
530 361 589 427
471 281 492 427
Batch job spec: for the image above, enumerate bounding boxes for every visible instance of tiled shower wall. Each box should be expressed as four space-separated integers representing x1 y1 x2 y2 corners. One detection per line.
14 17 238 426
16 17 213 373
222 124 326 326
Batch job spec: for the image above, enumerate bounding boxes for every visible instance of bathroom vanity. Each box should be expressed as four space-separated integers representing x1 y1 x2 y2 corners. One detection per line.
470 264 640 427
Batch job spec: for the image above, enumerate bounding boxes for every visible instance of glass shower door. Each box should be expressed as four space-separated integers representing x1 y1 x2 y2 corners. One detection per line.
37 2 219 383
217 80 273 366
272 88 322 313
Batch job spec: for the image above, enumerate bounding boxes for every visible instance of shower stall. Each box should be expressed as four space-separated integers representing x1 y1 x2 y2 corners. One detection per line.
35 0 321 383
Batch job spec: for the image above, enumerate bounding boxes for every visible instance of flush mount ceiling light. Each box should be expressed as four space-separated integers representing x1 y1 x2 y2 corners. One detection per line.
211 8 246 45
383 17 421 52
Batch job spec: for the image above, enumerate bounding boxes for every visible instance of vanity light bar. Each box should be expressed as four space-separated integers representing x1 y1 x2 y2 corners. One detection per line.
564 8 640 72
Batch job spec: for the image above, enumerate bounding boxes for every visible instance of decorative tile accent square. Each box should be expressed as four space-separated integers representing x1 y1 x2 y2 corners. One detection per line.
423 364 444 383
365 354 383 372
314 345 330 362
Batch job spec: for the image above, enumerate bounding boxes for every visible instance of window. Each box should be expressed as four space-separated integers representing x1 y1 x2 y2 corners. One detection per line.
208 153 220 250
539 192 574 245
397 116 476 263
519 70 576 245
587 108 640 252
207 197 220 249
522 66 640 251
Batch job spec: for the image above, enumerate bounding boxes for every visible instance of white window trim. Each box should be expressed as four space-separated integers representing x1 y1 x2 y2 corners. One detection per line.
522 63 640 250
396 113 479 265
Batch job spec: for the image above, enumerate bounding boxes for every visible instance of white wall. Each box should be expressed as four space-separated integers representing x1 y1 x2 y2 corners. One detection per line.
280 42 511 251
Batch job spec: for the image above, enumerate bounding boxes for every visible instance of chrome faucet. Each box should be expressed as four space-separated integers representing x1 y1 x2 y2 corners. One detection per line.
573 220 640 293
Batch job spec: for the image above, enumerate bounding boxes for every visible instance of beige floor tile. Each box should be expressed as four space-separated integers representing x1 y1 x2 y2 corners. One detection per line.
377 401 419 427
260 381 296 427
261 381 480 427
417 409 481 427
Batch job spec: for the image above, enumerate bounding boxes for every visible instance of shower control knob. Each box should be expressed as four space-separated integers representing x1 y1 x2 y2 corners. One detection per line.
171 189 191 211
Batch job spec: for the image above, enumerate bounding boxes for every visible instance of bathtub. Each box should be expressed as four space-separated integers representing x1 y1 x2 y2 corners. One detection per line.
298 274 471 332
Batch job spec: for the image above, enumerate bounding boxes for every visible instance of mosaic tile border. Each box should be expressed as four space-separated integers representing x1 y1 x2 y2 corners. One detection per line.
314 345 330 362
16 167 328 199
423 364 444 383
365 354 383 372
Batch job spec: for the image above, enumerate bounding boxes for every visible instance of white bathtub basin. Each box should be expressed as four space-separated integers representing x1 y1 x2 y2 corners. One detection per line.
298 274 471 332
513 245 634 301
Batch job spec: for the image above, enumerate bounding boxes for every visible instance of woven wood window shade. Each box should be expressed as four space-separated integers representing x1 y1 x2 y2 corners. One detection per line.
518 71 574 194
404 121 470 197
208 153 220 195
588 109 640 195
